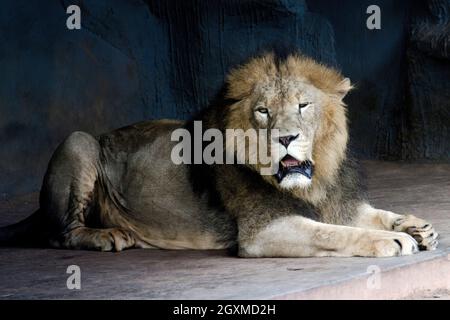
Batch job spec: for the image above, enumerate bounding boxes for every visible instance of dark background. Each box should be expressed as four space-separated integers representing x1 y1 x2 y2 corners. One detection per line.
0 0 449 196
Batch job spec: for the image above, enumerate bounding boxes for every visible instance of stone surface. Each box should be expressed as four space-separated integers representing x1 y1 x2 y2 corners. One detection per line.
0 161 449 299
404 289 450 300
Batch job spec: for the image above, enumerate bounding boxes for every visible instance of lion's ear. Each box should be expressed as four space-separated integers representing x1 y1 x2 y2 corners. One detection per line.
336 78 353 99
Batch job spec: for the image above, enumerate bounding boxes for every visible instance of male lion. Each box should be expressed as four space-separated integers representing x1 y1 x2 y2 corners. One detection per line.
0 53 438 257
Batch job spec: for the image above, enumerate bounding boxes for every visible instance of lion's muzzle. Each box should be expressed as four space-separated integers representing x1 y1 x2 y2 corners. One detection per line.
275 155 314 183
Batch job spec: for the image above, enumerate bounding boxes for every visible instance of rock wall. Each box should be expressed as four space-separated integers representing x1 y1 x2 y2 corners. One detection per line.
404 0 450 159
0 0 448 196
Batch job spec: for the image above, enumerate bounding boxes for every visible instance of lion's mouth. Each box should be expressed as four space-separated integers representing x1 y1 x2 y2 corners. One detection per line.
275 155 314 183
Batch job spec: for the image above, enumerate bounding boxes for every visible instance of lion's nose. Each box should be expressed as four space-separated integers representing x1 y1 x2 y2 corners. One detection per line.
279 134 299 148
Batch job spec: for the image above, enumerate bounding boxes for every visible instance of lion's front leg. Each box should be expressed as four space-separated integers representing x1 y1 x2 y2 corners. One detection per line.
238 216 419 258
352 203 439 251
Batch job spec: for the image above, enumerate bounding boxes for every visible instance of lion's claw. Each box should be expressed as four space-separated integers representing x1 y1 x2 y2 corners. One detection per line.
393 215 438 251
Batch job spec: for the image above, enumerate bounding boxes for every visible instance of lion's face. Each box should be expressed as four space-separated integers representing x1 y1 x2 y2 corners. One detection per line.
252 77 327 189
224 53 352 193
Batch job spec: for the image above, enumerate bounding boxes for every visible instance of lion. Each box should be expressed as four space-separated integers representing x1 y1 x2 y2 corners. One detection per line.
0 53 438 257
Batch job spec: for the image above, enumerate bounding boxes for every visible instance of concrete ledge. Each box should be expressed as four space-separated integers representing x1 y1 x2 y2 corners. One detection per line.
275 255 450 299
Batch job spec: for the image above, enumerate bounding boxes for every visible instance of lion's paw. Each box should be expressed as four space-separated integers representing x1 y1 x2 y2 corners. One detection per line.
354 230 419 257
107 228 136 252
393 215 438 251
89 228 136 252
370 232 419 257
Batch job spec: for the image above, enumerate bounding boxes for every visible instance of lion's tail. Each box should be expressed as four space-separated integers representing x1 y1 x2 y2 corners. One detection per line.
0 209 45 246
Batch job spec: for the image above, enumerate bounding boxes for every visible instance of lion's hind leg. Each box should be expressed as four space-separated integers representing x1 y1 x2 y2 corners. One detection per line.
40 131 136 251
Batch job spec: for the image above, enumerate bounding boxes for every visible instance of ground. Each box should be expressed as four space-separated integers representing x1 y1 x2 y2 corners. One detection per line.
0 161 449 299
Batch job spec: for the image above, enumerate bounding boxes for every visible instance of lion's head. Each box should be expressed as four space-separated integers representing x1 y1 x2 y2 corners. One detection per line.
221 53 353 200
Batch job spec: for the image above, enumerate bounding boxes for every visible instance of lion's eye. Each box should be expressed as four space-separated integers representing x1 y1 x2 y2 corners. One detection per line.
256 107 269 115
299 103 310 111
